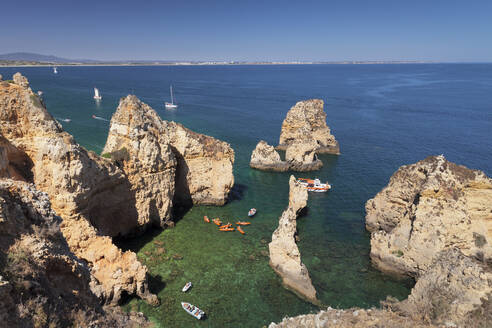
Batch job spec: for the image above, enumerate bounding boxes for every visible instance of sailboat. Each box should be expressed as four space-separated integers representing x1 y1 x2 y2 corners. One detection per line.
165 85 178 109
53 67 58 74
93 87 102 100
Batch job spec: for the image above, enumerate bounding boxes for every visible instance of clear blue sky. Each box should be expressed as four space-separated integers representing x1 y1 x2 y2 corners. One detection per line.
1 0 491 62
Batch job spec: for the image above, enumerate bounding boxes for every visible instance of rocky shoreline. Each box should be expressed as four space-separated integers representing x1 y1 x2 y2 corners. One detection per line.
270 155 492 327
0 73 234 326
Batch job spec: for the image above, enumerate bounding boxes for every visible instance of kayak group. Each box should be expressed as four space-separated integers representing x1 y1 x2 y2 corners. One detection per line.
204 208 256 235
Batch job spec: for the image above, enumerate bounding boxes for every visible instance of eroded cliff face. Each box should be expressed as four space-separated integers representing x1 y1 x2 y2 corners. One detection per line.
0 179 150 327
278 99 339 155
285 139 323 171
0 75 157 305
103 95 176 228
270 157 492 327
366 155 492 277
104 95 235 207
250 140 289 172
269 175 318 304
163 121 234 206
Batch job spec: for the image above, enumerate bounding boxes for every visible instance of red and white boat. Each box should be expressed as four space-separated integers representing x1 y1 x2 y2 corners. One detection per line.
297 178 331 192
181 302 205 319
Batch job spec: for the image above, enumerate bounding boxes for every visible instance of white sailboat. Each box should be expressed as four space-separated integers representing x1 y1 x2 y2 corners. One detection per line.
93 87 102 100
53 67 58 74
165 85 178 109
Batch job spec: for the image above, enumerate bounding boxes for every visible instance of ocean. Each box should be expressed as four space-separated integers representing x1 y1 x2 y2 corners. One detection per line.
2 64 491 327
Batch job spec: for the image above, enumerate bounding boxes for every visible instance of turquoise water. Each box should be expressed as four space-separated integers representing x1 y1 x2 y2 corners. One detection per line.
2 64 491 327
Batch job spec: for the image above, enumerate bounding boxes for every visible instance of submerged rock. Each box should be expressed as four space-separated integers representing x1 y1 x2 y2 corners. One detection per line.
250 140 289 171
366 155 492 278
269 175 317 304
278 99 339 155
285 139 323 171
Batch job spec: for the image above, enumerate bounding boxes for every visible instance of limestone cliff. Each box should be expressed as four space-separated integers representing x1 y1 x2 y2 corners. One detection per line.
269 175 318 303
366 155 492 277
270 157 492 327
163 121 234 206
0 179 150 327
278 99 339 155
104 95 235 207
250 140 289 172
0 74 157 305
103 95 176 228
285 139 323 171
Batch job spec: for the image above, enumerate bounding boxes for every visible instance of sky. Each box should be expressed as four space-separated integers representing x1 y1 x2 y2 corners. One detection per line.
1 0 491 62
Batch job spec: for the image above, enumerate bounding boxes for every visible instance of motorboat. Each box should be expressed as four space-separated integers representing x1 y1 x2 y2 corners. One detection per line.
181 302 205 320
297 178 331 192
248 208 256 217
182 282 192 292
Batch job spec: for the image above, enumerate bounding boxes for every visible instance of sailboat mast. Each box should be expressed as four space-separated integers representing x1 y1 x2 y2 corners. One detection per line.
170 85 174 104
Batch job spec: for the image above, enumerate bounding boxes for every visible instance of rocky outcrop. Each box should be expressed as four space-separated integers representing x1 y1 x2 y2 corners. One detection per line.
285 139 323 171
250 139 322 172
250 140 289 171
269 175 317 304
278 99 340 155
103 95 177 228
104 95 235 207
163 121 234 206
366 155 492 278
0 179 150 327
270 157 492 327
0 74 157 305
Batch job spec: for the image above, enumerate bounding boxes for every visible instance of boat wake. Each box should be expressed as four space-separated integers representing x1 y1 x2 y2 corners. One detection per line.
55 117 71 123
91 115 109 122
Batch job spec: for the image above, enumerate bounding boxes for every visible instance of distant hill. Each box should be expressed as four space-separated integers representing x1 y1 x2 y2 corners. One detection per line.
0 52 96 63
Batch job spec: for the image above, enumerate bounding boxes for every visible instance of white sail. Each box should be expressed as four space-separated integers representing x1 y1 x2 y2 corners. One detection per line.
165 85 178 109
53 67 58 74
93 87 102 100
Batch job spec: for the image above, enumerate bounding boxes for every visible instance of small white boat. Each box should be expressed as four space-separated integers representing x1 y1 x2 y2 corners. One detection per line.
93 87 102 100
182 282 192 292
298 178 331 192
181 302 205 320
165 85 178 109
53 67 58 74
248 208 257 217
37 91 43 96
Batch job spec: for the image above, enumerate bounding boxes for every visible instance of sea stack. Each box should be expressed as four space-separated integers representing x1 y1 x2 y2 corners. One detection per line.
285 139 323 171
278 99 340 155
250 140 289 171
269 175 318 304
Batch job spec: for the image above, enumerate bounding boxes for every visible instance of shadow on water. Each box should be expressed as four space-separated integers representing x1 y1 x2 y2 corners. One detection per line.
115 227 163 253
227 183 248 202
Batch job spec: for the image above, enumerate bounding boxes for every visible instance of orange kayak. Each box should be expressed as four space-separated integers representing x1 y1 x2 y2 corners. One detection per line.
219 227 235 232
236 221 251 226
212 218 222 226
204 216 210 223
237 226 245 234
219 223 232 229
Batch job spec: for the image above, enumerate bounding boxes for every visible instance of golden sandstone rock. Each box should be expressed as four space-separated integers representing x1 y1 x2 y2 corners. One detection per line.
269 175 318 304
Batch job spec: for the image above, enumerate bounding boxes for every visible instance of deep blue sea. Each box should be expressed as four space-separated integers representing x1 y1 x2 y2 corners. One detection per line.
2 64 491 327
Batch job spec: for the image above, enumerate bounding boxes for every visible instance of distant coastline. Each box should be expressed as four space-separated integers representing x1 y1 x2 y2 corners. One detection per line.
1 60 473 67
